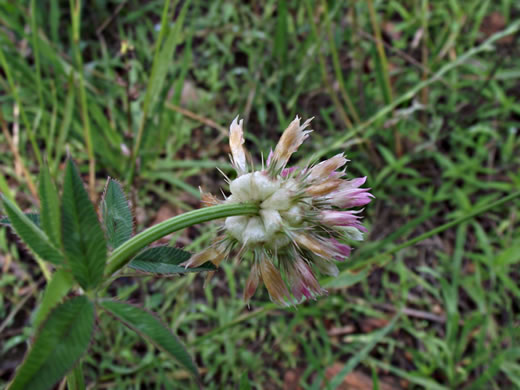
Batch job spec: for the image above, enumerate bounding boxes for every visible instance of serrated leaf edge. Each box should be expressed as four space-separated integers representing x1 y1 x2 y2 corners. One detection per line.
127 245 216 275
100 177 135 249
8 296 96 390
98 300 201 387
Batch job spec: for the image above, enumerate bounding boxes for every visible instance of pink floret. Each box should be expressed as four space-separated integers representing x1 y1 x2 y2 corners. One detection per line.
329 237 352 260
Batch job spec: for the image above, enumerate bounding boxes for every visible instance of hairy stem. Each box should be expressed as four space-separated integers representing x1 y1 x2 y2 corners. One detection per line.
104 203 259 277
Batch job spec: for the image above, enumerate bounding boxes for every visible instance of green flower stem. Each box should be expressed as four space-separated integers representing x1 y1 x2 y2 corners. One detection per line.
104 203 259 277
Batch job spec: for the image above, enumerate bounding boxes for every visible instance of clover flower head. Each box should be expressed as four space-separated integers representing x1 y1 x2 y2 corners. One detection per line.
186 115 373 305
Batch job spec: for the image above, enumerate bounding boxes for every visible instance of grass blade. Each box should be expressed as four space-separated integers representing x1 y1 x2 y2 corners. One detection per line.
327 315 399 389
274 0 288 65
304 0 353 130
367 0 393 104
52 72 75 175
69 0 96 200
330 190 520 281
322 0 360 123
127 0 191 185
29 0 43 106
0 46 42 165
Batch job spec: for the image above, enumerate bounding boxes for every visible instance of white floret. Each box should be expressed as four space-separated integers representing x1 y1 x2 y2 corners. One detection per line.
229 173 254 202
243 217 267 244
225 215 248 241
281 205 303 225
261 188 292 210
340 226 364 241
260 209 283 238
250 172 280 201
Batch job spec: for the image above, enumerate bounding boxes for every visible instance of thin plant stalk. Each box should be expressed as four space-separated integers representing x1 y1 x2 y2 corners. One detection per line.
66 362 86 390
70 0 97 201
351 6 366 117
29 0 44 107
0 112 38 200
367 0 393 102
304 0 354 130
322 0 360 124
165 102 228 136
126 0 174 186
104 203 259 277
420 0 430 129
0 47 42 165
366 0 401 157
52 73 75 175
46 82 58 165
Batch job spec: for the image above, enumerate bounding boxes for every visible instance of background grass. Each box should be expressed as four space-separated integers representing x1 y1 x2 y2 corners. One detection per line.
1 0 520 388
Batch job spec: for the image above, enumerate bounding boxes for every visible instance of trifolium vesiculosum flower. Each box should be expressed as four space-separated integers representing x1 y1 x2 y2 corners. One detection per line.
184 116 373 305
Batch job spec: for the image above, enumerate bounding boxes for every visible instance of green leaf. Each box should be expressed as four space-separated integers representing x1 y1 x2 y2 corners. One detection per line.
129 246 216 274
0 196 64 265
33 269 75 328
100 300 200 383
0 171 15 203
8 296 95 390
101 178 133 249
39 165 61 247
0 212 40 227
61 160 107 290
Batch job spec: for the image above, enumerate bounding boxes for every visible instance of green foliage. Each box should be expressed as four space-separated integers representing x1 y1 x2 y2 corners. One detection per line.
100 300 200 383
327 315 399 389
142 0 191 117
61 160 107 290
274 0 288 66
32 269 75 328
239 372 253 390
127 0 192 184
129 245 216 274
0 213 40 227
0 196 64 265
9 296 95 390
38 165 61 247
1 0 520 388
101 178 133 249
